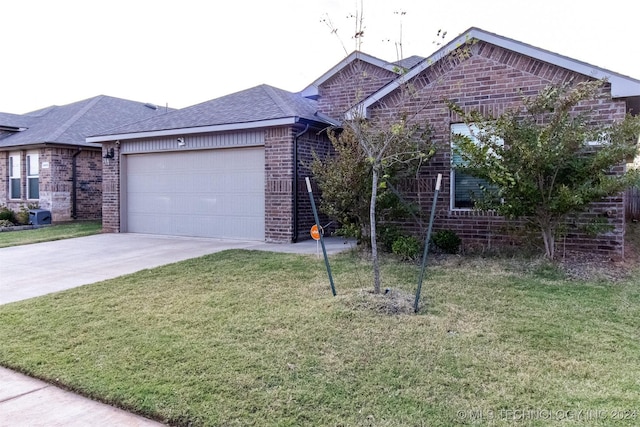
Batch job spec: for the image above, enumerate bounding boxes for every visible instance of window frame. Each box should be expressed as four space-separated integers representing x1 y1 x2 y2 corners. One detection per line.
9 152 21 199
450 123 501 211
26 151 39 200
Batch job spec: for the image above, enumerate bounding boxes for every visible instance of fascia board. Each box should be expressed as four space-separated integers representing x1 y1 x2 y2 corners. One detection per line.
86 117 298 143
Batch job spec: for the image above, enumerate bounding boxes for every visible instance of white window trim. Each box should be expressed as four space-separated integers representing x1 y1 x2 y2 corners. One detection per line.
26 151 39 200
9 152 21 200
451 123 479 211
450 123 503 211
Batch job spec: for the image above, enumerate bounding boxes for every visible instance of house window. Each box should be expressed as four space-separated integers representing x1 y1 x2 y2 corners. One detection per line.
27 152 39 199
450 123 499 210
9 153 21 199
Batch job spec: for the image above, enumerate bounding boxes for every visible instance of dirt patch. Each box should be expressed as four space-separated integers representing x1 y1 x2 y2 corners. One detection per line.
554 224 640 282
557 250 637 282
344 288 416 315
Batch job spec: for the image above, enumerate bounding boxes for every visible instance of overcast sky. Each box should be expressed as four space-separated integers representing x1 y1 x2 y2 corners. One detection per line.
2 0 638 114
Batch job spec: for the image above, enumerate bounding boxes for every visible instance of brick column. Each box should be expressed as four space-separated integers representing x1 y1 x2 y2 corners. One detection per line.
264 126 294 242
101 142 120 233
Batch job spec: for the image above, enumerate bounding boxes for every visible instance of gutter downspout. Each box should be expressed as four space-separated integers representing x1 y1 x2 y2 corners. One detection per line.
71 147 82 219
293 123 310 243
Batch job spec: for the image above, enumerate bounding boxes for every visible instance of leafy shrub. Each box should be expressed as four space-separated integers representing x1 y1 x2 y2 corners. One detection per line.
392 235 422 260
582 216 614 236
378 225 402 252
0 206 16 223
15 205 31 225
432 230 462 254
0 219 15 227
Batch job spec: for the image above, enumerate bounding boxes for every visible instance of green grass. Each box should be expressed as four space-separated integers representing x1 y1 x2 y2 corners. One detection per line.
0 221 102 248
0 250 639 426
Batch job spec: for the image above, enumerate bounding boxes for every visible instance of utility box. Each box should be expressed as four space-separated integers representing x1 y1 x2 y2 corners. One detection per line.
29 209 52 225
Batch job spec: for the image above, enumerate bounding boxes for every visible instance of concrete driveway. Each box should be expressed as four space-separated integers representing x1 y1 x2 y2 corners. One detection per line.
0 233 354 305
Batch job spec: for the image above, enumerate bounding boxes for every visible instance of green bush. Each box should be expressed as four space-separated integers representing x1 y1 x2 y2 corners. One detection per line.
378 225 403 252
432 230 462 254
15 205 31 225
0 206 16 223
392 235 422 260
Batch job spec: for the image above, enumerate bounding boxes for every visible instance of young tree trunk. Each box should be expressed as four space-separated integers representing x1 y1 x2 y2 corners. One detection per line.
370 166 381 294
541 227 555 260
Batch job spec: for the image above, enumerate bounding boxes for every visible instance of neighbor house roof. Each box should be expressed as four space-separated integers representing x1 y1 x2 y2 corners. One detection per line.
347 27 640 118
0 95 170 149
87 84 338 143
0 112 35 131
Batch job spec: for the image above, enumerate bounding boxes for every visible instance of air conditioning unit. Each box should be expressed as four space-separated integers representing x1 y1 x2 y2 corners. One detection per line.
29 209 52 225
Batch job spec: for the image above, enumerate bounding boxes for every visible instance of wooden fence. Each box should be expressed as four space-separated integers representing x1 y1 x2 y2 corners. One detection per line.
627 186 640 221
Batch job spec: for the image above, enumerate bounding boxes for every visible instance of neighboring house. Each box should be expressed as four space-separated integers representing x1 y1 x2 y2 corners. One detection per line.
0 96 170 221
89 27 640 258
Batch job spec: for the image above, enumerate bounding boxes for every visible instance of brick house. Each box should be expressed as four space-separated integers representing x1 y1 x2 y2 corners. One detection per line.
90 28 640 257
0 96 169 221
328 28 640 258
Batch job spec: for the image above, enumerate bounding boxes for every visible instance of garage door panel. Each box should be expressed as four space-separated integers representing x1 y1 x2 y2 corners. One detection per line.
128 192 261 214
127 213 263 239
125 147 265 240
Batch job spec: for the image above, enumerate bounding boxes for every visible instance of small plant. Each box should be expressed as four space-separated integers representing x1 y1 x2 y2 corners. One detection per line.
432 229 462 254
0 206 16 223
335 223 362 242
582 216 614 236
391 235 422 260
378 225 402 252
0 219 15 227
15 205 33 225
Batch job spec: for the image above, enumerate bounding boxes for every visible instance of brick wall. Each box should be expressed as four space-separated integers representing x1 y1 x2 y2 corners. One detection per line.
1 147 102 222
366 40 628 258
0 151 7 206
40 148 68 218
265 126 295 242
74 149 103 219
296 128 333 241
101 142 120 232
317 59 398 118
40 147 102 221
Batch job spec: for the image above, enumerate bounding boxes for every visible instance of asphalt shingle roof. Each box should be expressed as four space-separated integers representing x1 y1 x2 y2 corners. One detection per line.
394 55 425 70
0 96 170 149
0 112 35 129
95 84 333 137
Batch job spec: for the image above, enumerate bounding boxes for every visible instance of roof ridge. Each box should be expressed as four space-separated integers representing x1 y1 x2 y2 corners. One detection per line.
261 84 296 116
47 96 104 141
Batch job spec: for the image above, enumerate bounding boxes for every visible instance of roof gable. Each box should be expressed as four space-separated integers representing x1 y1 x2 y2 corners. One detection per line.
301 51 407 99
349 27 640 118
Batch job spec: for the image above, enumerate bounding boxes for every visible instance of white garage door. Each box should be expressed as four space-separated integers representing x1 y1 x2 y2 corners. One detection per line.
125 147 265 240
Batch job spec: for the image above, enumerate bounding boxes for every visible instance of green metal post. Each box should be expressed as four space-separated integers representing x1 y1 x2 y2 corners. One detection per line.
305 177 337 296
414 173 442 313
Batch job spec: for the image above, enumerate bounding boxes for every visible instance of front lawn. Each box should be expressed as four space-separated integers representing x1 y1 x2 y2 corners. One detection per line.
0 250 639 426
0 221 102 248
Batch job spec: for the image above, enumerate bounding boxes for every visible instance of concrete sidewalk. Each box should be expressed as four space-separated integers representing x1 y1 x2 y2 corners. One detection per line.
0 367 163 426
0 233 355 426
